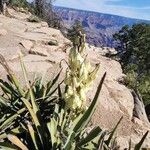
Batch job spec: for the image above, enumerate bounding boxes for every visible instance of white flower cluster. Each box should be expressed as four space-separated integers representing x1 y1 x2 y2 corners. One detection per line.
64 33 100 110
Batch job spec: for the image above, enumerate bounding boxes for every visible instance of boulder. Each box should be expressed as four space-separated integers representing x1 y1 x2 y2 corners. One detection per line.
105 81 134 118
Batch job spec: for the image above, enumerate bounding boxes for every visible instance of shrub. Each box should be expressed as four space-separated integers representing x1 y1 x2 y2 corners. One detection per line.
48 40 59 46
9 0 29 9
33 0 62 28
27 15 40 23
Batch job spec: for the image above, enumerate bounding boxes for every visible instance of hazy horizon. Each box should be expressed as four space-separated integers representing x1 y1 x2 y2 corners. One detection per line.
54 5 150 21
54 0 150 21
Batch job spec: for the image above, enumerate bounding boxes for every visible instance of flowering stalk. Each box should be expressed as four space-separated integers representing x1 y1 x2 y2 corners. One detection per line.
64 32 100 111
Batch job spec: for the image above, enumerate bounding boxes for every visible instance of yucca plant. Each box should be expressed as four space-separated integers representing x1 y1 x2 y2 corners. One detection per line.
0 52 107 149
0 53 123 149
0 54 62 139
0 58 147 150
0 57 123 150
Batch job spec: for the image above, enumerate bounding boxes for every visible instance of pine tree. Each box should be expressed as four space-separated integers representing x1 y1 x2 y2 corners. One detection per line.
113 23 150 105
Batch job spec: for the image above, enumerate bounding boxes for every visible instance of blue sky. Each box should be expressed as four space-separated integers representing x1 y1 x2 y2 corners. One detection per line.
54 0 150 20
